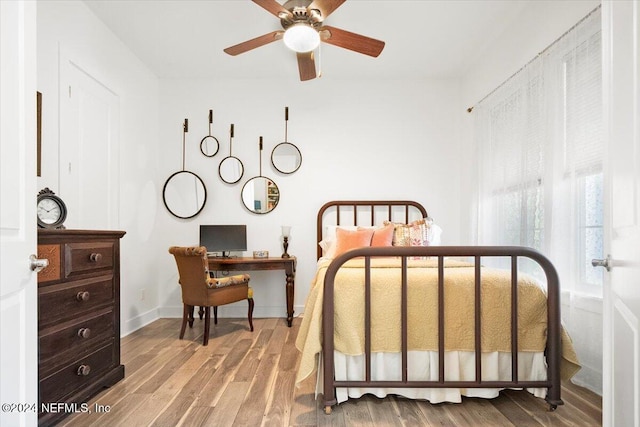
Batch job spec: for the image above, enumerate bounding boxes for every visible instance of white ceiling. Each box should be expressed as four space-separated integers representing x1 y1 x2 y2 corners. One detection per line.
83 0 529 81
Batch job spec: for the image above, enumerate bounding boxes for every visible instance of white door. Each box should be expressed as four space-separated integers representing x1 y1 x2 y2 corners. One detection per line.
0 1 38 426
59 56 119 230
601 1 640 426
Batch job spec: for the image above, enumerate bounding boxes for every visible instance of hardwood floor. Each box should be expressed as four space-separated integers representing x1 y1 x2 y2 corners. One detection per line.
58 317 602 427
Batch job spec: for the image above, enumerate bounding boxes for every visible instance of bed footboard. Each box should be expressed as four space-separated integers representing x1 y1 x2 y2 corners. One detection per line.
321 245 563 414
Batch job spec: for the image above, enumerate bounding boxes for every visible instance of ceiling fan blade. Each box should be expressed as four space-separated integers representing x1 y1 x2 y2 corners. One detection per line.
252 0 292 19
307 0 346 19
224 31 284 56
320 25 385 57
297 52 317 81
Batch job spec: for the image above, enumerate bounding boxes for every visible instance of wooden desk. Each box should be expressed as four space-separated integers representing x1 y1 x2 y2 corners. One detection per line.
208 256 297 326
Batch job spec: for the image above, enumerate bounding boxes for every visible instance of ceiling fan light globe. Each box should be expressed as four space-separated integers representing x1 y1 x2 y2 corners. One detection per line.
283 25 320 53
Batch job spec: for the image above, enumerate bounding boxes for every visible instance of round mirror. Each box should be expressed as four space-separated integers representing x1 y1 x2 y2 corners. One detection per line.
271 142 302 174
241 176 280 214
200 135 219 157
162 171 207 219
219 156 244 184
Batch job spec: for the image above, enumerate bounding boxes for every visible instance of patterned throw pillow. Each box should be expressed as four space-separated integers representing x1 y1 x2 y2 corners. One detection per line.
384 218 433 246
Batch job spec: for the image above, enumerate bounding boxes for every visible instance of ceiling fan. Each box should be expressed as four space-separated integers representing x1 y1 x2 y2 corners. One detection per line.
223 0 385 81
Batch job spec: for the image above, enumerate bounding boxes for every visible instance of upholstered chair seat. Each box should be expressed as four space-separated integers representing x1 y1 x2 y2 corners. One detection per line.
169 246 254 346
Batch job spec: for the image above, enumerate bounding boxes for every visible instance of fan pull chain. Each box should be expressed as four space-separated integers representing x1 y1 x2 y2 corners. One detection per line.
229 123 234 156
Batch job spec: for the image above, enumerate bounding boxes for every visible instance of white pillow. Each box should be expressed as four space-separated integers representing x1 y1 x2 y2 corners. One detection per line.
428 223 443 245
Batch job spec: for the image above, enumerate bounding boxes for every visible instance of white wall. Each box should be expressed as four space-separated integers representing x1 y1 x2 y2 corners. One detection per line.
37 0 162 335
458 0 602 394
155 77 463 319
36 2 463 330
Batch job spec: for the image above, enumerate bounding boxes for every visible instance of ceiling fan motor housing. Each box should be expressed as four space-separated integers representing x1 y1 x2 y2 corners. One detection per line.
280 0 323 29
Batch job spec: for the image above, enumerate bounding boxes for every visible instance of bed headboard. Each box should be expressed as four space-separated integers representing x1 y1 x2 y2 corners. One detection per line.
316 200 428 260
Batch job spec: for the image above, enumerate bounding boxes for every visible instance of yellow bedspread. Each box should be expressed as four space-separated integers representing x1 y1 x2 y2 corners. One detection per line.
295 257 580 384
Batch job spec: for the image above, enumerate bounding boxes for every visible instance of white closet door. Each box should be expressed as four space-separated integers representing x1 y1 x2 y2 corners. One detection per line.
59 56 119 230
601 1 640 426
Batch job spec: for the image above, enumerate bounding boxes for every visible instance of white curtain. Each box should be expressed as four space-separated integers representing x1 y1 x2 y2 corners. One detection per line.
473 7 603 296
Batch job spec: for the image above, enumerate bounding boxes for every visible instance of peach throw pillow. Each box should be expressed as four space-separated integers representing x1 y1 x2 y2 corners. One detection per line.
330 228 375 258
360 223 395 247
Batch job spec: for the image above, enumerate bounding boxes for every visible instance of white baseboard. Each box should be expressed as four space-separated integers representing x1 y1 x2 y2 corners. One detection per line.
121 307 159 337
122 304 305 337
157 304 305 320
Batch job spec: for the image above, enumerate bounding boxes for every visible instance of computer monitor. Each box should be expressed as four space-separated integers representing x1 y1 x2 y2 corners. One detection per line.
199 225 247 257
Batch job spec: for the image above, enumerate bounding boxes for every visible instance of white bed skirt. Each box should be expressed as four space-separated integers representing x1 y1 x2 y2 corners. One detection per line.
316 350 549 404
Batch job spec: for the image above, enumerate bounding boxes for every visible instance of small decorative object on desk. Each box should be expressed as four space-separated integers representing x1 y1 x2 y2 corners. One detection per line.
253 250 269 259
281 225 291 258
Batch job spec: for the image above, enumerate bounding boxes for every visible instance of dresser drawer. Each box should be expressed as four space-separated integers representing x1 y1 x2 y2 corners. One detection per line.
39 309 115 366
40 343 116 405
39 276 114 327
65 241 114 278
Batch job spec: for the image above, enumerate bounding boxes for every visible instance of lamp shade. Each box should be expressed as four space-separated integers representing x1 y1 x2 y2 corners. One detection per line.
283 25 320 53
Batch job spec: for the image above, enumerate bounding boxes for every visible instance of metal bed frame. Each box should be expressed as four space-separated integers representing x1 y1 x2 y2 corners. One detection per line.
316 200 563 414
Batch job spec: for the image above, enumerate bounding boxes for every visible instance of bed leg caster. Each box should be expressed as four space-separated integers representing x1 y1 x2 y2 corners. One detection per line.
548 404 558 412
324 406 332 415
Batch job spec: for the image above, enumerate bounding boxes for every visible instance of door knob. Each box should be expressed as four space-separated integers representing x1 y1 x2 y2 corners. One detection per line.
591 254 612 271
29 254 49 272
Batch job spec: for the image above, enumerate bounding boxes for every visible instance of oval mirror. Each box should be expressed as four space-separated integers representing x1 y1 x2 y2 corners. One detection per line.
241 176 280 214
271 142 302 174
219 156 244 184
200 135 219 157
162 170 207 219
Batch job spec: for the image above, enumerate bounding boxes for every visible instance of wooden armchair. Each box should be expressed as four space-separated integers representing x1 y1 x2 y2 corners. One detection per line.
169 246 254 346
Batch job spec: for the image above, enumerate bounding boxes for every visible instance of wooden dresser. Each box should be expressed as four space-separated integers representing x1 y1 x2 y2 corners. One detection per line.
37 229 126 426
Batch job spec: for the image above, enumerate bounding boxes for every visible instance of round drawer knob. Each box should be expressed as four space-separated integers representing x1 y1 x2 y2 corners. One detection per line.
89 253 103 263
76 291 90 302
77 328 91 339
77 364 91 376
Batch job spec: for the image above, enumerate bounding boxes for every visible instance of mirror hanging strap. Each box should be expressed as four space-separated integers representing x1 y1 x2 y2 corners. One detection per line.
259 136 263 176
182 118 188 171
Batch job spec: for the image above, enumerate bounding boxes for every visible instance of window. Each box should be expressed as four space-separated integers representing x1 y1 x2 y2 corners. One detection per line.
578 172 604 291
562 25 603 295
473 7 603 296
